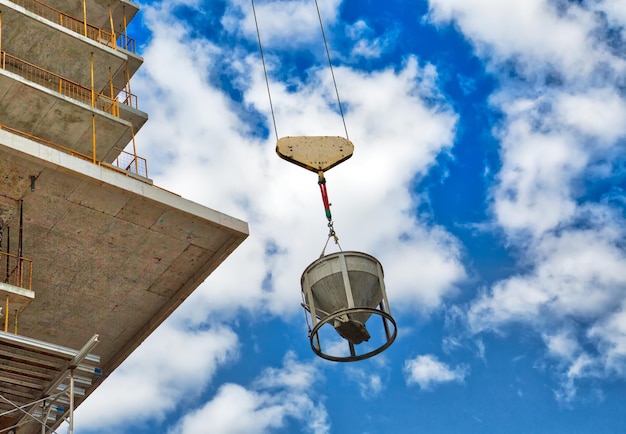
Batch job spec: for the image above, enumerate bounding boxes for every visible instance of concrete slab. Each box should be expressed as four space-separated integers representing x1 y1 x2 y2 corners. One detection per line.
0 70 146 161
47 0 139 33
0 129 249 396
0 1 135 92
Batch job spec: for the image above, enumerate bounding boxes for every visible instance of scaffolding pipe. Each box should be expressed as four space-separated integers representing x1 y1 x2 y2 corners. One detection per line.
18 200 23 288
109 67 113 103
125 59 131 102
90 52 95 108
41 404 44 434
4 226 8 284
131 127 139 174
0 219 3 282
91 114 96 164
82 0 87 37
68 370 74 434
109 10 116 49
3 296 7 333
123 6 127 49
90 51 97 164
122 13 128 50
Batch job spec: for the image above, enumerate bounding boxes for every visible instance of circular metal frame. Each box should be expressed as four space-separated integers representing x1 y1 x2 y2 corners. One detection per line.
309 307 397 362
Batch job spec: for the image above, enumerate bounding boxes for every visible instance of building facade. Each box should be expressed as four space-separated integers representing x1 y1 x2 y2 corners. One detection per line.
0 1 248 432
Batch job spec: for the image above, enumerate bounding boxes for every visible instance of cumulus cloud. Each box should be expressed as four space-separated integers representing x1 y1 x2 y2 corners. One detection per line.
132 0 466 322
223 0 341 49
588 302 626 377
428 0 626 400
428 0 608 79
404 354 467 390
168 352 329 434
344 19 398 60
71 0 471 430
81 0 478 433
75 324 239 432
345 358 389 398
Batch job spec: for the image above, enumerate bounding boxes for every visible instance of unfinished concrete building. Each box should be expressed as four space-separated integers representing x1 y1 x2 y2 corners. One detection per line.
0 0 249 432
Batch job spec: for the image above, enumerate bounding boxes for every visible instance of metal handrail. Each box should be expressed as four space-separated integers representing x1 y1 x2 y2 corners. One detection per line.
114 86 138 109
10 0 137 53
0 252 33 291
0 124 149 180
112 148 149 178
1 50 118 115
0 51 139 113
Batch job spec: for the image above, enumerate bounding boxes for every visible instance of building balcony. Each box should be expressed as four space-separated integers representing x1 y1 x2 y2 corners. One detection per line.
0 127 248 433
0 253 35 333
0 252 32 292
10 0 137 53
0 50 148 164
1 123 150 180
0 0 142 92
45 0 139 35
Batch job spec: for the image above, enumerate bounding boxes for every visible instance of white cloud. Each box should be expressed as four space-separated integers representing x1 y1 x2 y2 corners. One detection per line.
554 88 626 144
591 0 626 33
428 0 607 79
223 0 341 49
543 329 581 362
345 19 397 60
75 0 470 429
430 0 626 400
404 354 467 390
469 220 626 331
75 324 239 431
588 302 626 377
554 353 597 402
491 113 584 236
254 351 319 390
345 360 388 398
468 205 626 400
131 2 466 321
169 353 329 434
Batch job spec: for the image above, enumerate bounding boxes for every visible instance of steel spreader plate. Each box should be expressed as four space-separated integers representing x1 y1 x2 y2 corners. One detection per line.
276 136 354 172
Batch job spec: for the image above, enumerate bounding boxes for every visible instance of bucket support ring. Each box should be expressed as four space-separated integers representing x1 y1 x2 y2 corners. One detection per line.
308 306 397 362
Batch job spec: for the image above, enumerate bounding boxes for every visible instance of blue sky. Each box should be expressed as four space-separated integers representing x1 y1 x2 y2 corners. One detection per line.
72 0 626 433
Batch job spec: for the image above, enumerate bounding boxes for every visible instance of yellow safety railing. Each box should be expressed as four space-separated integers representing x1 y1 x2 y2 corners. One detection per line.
114 86 138 109
0 124 150 179
112 148 149 178
10 0 136 53
0 51 141 114
0 252 33 292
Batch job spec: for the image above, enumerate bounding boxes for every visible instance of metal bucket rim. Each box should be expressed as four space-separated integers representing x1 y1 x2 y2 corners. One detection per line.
300 250 383 284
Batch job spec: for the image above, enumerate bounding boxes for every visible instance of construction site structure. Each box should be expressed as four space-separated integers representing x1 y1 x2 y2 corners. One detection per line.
0 0 249 432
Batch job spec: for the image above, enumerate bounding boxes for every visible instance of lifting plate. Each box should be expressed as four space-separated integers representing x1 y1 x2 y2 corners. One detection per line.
276 136 354 172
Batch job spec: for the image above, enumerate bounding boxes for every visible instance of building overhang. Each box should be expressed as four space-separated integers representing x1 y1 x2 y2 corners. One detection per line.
0 0 142 90
0 70 147 161
0 130 249 431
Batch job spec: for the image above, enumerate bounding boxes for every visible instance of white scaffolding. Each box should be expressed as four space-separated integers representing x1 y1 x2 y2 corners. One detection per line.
0 332 100 434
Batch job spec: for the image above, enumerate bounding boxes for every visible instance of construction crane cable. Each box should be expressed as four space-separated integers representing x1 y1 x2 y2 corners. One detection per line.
251 0 279 142
314 0 349 141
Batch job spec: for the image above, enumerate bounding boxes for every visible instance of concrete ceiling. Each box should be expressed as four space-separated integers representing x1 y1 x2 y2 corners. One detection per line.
47 0 139 33
0 130 249 433
0 71 147 162
0 0 143 92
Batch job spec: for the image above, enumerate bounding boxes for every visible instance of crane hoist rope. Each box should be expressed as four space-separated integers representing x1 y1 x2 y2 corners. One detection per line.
250 0 353 247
